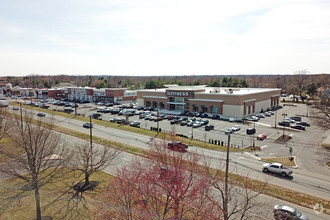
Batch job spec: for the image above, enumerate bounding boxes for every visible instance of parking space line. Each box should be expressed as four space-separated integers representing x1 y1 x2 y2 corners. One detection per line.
261 145 268 149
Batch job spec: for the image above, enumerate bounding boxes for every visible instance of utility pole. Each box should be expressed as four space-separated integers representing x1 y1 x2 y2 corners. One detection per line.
89 116 93 168
224 130 231 220
74 89 77 117
157 96 159 133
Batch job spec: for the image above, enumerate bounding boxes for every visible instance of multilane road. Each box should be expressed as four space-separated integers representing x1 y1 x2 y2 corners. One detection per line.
7 106 330 219
41 111 330 201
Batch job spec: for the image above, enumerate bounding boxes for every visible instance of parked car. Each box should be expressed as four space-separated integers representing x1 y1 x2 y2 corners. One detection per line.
130 121 141 127
37 112 46 117
180 121 187 126
278 121 290 127
231 125 240 132
257 134 267 140
262 163 292 176
291 124 305 130
12 106 19 110
257 113 265 118
64 108 74 113
193 122 202 128
228 117 237 122
205 124 214 131
83 122 93 128
273 205 309 220
264 112 271 117
187 121 193 127
284 118 295 123
290 116 301 121
90 113 102 119
297 121 310 127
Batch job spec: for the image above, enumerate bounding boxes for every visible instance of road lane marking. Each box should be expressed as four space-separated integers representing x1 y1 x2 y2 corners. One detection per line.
244 152 261 160
238 156 245 159
261 145 268 149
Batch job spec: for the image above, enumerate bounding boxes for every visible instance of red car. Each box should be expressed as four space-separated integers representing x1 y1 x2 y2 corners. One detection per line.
167 141 188 152
257 134 267 140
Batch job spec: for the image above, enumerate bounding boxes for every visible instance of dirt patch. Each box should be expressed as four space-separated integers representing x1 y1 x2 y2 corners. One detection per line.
274 135 292 144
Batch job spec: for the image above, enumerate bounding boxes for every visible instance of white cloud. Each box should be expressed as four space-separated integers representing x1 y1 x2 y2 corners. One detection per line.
0 0 329 75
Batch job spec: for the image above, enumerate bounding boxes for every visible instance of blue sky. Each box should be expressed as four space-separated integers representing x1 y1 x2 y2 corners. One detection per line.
0 0 329 76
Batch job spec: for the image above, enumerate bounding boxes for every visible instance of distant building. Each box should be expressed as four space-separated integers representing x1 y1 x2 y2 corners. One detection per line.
137 85 281 118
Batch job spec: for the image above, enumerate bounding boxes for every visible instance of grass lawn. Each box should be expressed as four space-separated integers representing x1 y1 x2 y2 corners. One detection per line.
0 138 25 163
261 156 296 167
0 170 112 220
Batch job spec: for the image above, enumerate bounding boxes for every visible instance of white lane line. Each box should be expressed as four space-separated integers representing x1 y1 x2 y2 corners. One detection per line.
289 134 293 137
244 152 261 160
269 153 275 155
238 156 245 159
261 145 268 149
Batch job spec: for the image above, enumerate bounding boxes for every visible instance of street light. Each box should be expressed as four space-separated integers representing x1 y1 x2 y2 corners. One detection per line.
281 113 287 137
224 130 231 220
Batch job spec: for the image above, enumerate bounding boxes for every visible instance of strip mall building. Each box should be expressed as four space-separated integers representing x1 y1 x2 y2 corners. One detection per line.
137 85 281 118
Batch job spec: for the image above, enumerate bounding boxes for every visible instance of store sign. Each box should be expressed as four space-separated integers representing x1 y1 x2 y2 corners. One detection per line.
166 91 189 97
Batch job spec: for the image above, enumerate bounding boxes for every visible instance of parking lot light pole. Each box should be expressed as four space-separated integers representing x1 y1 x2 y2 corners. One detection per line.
253 121 256 149
281 113 287 137
191 126 193 139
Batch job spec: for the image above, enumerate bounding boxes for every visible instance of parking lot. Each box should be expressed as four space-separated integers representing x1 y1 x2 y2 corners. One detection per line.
22 99 321 150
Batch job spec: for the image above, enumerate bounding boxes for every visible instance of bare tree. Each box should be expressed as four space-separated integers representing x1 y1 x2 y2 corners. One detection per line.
0 111 71 220
204 156 269 220
293 70 309 103
71 141 119 193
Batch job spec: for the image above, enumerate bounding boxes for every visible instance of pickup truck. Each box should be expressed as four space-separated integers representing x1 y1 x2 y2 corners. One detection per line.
262 163 292 177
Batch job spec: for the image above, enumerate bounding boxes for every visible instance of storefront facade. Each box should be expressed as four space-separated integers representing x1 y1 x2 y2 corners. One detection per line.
137 86 281 118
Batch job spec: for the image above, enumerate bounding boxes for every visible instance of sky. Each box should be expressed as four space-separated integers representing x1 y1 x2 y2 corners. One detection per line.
0 0 329 76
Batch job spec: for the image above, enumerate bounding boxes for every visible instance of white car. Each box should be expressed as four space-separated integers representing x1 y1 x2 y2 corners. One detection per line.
231 125 240 132
12 106 19 110
273 205 309 220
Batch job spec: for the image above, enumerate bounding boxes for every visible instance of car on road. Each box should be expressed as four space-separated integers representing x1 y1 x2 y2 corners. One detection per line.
167 141 188 153
291 124 305 130
257 134 267 140
83 122 93 128
246 128 256 135
12 106 19 110
297 121 310 127
262 163 292 176
273 205 309 220
205 124 214 131
130 121 141 127
37 112 46 117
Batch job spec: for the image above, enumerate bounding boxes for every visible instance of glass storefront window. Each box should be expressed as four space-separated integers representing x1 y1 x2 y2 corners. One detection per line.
212 106 218 114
